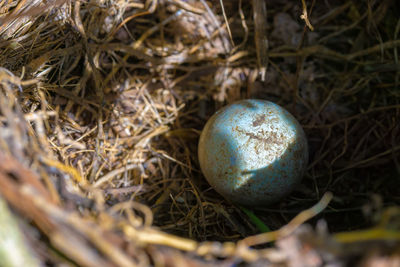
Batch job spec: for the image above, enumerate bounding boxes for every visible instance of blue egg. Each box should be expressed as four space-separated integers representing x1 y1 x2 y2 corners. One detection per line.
198 99 308 206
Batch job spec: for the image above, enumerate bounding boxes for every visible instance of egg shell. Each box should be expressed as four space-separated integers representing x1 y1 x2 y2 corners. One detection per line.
198 99 308 206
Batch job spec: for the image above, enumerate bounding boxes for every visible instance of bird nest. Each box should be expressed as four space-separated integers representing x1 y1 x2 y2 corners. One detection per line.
0 0 399 266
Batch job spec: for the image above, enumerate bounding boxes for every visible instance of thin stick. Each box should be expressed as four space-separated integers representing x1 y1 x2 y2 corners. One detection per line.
300 0 314 31
219 0 234 47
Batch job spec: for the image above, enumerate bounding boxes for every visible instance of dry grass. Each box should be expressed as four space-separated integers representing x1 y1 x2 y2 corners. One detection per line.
0 0 399 266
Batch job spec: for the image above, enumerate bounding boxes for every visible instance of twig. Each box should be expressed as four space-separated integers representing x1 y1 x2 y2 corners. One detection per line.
300 0 314 31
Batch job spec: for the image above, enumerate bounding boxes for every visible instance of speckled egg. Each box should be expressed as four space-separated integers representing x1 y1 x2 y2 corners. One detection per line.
198 99 308 206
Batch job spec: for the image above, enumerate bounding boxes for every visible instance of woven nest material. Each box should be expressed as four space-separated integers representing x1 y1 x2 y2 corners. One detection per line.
0 0 399 266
